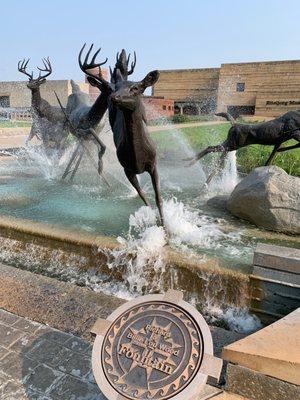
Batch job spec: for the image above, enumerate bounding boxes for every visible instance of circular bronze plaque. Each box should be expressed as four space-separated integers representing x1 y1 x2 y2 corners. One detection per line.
92 293 214 400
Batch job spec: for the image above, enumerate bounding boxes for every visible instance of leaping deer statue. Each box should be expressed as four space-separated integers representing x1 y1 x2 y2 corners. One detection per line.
18 58 68 154
58 47 109 182
186 111 300 186
78 44 164 225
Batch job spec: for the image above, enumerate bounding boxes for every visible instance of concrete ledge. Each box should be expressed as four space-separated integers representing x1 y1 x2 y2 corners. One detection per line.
222 308 300 385
253 243 300 274
252 265 300 286
225 364 300 400
0 263 125 340
0 215 251 310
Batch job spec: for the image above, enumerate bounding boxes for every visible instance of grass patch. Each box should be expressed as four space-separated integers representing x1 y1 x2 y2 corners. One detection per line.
0 120 32 128
151 123 300 176
148 114 215 126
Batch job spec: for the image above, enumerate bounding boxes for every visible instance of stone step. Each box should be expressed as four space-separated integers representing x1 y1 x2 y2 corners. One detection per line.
250 276 300 323
253 243 300 275
0 263 245 348
225 364 300 400
222 308 300 390
0 262 125 340
252 265 300 286
250 243 300 323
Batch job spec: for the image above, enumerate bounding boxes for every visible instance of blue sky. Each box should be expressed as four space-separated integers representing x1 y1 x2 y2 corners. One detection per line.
1 0 300 82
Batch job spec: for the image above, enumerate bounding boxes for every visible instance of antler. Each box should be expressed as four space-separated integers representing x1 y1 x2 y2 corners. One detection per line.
18 57 52 82
78 43 110 89
127 51 136 76
37 57 52 80
18 59 33 80
110 49 137 83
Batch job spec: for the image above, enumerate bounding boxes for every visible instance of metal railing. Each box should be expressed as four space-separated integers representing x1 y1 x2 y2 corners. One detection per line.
0 107 32 121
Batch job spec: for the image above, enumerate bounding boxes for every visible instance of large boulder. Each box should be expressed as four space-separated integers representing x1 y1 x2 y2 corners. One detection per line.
227 166 300 234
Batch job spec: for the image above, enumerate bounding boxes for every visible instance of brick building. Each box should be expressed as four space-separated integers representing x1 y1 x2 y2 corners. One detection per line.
152 68 219 115
152 59 300 117
2 59 300 120
142 96 174 119
217 60 300 117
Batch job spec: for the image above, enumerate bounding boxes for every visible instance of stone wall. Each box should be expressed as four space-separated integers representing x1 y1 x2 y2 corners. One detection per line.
0 80 89 108
152 68 220 113
217 60 300 117
85 68 109 102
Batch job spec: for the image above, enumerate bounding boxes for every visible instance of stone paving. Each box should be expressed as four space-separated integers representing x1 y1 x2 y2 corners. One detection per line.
0 264 247 399
0 308 239 400
0 308 105 400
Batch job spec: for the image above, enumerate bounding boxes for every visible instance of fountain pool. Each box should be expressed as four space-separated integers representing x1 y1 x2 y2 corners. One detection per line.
0 121 298 330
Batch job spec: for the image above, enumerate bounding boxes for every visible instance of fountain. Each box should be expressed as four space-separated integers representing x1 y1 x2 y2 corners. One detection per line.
0 45 298 333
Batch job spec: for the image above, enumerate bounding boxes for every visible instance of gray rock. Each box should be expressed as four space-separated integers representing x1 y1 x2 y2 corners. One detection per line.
206 195 229 211
227 166 300 234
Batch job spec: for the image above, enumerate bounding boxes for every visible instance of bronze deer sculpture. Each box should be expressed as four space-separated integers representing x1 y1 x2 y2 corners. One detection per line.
79 44 164 225
58 47 109 181
187 111 300 185
18 58 68 154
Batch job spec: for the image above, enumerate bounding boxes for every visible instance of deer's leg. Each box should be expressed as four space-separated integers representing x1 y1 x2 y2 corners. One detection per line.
62 142 81 180
70 145 84 181
205 151 228 185
265 144 281 165
277 143 300 152
186 144 226 166
97 139 106 175
150 166 164 226
88 128 106 175
124 169 151 207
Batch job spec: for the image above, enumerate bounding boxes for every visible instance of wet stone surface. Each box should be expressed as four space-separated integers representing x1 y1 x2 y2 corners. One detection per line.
0 308 105 400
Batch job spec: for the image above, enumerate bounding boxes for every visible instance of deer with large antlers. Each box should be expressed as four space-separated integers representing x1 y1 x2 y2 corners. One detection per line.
18 58 68 153
186 111 300 186
57 46 109 181
79 44 164 225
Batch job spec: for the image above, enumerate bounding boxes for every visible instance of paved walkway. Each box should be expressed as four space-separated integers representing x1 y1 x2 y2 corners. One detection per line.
0 308 104 399
0 264 247 399
0 121 226 151
148 120 227 132
0 127 31 150
0 308 247 400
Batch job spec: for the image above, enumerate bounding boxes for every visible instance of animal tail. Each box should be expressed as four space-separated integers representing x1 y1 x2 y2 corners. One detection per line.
215 112 236 126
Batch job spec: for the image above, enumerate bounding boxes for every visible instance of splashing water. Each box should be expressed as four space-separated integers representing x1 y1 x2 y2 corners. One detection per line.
203 305 262 333
14 143 78 180
105 207 167 294
105 197 247 293
102 197 259 333
209 150 239 194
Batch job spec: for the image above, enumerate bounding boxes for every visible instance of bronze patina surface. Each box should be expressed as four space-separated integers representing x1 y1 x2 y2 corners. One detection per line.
92 291 222 400
102 301 203 399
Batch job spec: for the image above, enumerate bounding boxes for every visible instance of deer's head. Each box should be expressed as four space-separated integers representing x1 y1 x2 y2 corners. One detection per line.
79 44 159 111
18 58 52 89
110 71 159 111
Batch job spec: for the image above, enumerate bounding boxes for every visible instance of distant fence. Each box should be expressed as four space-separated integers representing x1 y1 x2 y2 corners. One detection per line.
0 107 32 121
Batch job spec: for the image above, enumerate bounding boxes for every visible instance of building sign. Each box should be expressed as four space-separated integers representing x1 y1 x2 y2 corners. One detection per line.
266 100 300 106
91 290 222 400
